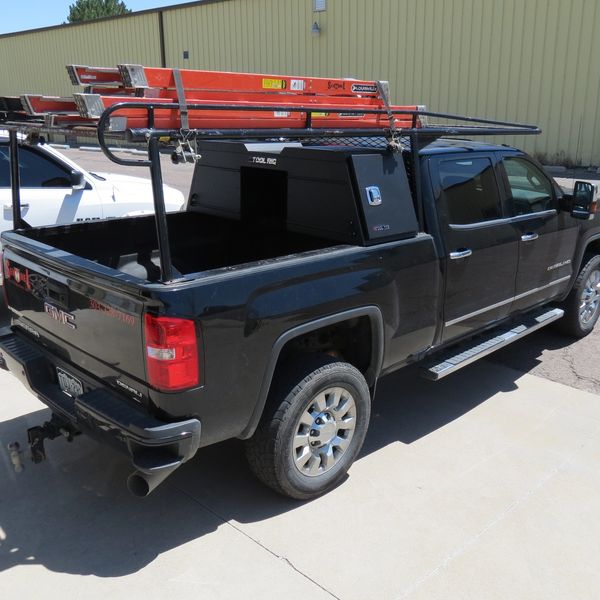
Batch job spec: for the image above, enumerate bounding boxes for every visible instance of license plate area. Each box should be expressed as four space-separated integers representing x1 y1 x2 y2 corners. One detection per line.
56 367 84 398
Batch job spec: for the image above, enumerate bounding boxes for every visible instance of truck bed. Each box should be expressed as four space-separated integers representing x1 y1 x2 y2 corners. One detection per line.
20 211 341 281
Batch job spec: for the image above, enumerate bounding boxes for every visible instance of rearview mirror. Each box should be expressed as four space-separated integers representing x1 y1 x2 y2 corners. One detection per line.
571 180 597 220
70 170 86 190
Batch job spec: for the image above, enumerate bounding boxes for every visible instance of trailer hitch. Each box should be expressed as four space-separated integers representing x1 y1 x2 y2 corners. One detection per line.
6 415 79 471
27 415 77 463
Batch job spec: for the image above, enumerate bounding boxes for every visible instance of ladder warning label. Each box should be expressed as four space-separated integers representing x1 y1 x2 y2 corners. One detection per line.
262 78 286 90
290 79 306 91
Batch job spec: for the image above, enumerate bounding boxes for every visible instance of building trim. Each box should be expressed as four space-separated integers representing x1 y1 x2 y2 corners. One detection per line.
0 0 232 40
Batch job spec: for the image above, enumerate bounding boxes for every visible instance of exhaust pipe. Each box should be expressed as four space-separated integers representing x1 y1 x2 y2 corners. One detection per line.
127 468 173 497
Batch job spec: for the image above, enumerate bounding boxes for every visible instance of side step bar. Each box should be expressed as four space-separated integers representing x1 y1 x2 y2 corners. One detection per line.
420 307 564 380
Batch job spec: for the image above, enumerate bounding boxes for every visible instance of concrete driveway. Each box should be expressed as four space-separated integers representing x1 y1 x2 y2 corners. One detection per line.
1 354 599 599
1 148 599 598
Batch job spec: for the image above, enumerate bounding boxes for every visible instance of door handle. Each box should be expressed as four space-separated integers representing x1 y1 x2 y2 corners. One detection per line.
449 248 473 260
521 232 539 242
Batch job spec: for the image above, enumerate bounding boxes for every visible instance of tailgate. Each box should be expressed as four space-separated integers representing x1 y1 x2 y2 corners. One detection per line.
2 245 148 384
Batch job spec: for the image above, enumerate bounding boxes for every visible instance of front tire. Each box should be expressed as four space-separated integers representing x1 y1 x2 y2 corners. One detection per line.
245 355 371 500
557 254 600 337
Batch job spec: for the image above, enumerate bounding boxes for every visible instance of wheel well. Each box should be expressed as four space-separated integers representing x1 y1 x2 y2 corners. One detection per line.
276 316 375 386
585 239 600 260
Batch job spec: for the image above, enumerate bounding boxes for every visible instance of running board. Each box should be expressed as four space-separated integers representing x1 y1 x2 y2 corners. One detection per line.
421 307 564 380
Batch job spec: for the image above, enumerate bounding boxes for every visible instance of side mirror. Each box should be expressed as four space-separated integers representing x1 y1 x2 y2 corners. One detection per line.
70 170 86 190
571 180 597 220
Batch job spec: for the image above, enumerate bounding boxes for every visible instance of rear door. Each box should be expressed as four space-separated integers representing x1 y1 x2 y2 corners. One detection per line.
497 153 578 310
0 143 102 229
432 153 520 342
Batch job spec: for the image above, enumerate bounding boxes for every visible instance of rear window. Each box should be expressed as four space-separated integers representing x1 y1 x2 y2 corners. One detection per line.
439 157 502 224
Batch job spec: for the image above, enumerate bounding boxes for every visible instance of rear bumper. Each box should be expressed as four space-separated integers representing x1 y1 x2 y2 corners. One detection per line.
0 328 201 476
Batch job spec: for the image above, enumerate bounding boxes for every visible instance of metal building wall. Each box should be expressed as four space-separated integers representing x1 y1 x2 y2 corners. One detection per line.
161 0 600 165
1 0 599 165
0 12 161 96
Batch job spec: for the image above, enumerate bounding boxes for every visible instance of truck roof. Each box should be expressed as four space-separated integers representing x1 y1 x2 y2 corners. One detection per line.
419 138 520 155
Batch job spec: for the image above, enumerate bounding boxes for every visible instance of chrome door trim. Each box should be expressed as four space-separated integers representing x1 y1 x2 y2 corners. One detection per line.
509 209 557 223
511 275 570 302
445 275 571 327
447 210 557 231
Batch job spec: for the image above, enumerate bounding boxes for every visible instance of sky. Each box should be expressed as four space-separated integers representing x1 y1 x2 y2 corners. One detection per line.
0 0 195 35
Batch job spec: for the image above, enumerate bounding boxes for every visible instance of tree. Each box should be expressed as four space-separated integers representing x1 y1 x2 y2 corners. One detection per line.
67 0 131 23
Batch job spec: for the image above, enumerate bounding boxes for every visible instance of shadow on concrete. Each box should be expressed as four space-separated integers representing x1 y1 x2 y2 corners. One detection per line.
487 327 576 373
0 356 531 578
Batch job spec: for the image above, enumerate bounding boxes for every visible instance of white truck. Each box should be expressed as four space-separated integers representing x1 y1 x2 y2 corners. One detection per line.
0 135 185 232
0 135 185 293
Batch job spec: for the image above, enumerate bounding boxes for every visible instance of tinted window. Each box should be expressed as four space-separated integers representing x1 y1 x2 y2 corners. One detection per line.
504 157 555 215
0 144 71 188
439 157 501 224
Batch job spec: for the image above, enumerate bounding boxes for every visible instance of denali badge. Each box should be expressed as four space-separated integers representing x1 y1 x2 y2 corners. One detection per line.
116 379 143 399
44 302 76 330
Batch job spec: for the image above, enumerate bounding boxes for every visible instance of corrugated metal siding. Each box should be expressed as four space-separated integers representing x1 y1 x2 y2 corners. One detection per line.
161 0 600 164
1 0 600 164
0 13 161 97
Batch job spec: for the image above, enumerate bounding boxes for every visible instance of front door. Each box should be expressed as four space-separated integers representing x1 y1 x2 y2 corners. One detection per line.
433 154 520 342
497 154 578 311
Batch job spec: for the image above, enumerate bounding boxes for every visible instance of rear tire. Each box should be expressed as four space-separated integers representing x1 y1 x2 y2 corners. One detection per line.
557 254 600 338
245 355 371 500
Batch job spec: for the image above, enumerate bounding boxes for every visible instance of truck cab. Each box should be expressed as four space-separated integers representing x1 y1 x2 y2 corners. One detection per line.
420 140 583 343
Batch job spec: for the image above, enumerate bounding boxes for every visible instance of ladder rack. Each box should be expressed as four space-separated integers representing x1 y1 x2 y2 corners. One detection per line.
1 62 541 151
1 63 542 283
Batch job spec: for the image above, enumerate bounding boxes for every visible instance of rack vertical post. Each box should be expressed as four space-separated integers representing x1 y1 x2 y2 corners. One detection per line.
147 135 173 282
9 130 24 230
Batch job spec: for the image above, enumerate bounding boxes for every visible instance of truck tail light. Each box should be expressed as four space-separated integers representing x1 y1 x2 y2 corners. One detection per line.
144 314 199 391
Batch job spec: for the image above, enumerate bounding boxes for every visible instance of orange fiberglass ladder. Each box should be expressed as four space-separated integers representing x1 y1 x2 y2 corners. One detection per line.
10 63 425 131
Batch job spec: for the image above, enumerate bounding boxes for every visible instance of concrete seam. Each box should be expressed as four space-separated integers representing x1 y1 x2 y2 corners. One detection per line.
171 483 342 600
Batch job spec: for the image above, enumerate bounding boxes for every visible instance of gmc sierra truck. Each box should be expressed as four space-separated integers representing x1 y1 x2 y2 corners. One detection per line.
1 112 599 500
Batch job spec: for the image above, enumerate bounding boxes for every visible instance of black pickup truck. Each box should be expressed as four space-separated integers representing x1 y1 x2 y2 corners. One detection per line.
1 123 599 500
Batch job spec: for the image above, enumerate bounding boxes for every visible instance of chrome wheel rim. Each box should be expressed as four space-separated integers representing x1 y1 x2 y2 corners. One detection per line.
579 269 600 325
292 387 357 477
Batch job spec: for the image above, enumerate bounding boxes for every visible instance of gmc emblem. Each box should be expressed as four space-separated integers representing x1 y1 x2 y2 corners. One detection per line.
44 302 76 330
